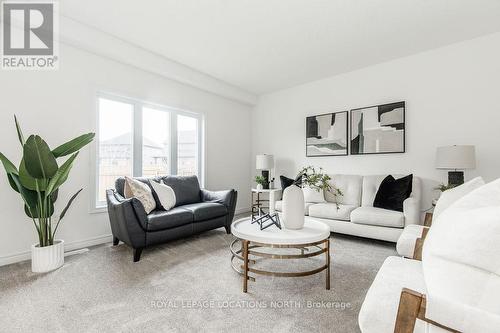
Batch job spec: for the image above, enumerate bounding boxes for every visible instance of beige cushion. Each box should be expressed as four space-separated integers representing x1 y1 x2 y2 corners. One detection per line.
308 203 357 221
358 256 428 333
423 179 500 332
275 200 314 215
433 177 485 221
396 225 427 258
325 174 362 206
149 180 176 211
124 176 156 213
351 206 404 228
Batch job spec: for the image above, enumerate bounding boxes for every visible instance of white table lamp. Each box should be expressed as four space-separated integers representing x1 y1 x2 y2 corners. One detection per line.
435 145 476 185
256 154 274 189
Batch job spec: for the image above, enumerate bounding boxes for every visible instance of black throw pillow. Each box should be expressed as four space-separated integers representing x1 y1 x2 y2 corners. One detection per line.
373 174 413 212
280 175 295 190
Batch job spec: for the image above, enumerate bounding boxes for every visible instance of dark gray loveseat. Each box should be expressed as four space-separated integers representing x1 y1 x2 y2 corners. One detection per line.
106 175 237 262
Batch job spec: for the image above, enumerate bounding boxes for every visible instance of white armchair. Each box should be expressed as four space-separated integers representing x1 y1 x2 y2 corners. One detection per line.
360 178 500 333
420 179 500 332
397 177 485 258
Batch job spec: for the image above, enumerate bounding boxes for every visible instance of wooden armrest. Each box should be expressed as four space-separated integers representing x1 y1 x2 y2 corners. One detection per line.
424 212 433 227
412 227 429 261
394 288 460 333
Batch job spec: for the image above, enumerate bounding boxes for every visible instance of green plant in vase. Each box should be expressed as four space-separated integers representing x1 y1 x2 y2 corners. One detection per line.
0 116 94 260
255 175 266 189
435 183 457 192
296 166 343 208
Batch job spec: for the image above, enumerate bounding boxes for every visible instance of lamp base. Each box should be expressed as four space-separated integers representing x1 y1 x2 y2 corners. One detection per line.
448 171 464 186
261 170 270 189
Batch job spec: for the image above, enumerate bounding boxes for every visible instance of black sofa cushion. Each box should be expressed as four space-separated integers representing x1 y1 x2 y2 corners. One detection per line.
161 175 201 207
373 174 413 212
280 175 295 190
146 208 194 231
179 202 227 221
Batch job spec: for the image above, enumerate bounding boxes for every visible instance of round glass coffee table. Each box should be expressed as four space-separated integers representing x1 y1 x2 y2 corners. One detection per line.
230 216 331 293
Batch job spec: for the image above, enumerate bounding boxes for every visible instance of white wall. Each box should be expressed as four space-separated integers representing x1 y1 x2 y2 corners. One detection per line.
252 32 500 210
3 31 500 265
0 44 252 264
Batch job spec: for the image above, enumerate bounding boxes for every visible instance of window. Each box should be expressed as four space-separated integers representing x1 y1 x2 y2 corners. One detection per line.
95 94 203 208
142 107 170 177
97 99 133 203
177 114 199 176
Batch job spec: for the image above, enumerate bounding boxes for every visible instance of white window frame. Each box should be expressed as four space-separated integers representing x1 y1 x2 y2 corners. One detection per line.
91 92 204 212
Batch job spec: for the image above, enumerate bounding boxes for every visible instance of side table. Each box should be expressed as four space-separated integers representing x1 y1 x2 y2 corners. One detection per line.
251 188 281 219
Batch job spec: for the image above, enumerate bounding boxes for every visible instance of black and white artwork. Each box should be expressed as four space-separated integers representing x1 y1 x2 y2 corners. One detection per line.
350 101 405 155
306 111 348 156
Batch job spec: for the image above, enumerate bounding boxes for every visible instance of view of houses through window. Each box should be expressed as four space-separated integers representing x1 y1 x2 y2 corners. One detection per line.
177 114 198 177
142 107 169 178
98 98 134 203
97 96 202 206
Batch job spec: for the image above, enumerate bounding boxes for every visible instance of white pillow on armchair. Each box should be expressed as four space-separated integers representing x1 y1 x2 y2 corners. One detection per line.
422 178 500 332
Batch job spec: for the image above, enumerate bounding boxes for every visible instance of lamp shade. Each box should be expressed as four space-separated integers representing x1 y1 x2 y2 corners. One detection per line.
435 145 476 170
256 154 274 170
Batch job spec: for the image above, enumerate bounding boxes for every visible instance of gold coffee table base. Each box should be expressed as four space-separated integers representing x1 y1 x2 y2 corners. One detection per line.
230 238 330 292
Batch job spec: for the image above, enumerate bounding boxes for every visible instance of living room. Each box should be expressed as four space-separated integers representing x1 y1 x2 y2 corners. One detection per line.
0 1 499 332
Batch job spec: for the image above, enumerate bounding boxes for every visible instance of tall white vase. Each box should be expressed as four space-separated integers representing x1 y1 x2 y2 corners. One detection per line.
31 240 64 273
281 185 305 230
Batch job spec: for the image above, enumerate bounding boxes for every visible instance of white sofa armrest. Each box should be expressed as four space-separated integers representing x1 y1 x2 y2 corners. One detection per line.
403 197 420 226
396 224 427 258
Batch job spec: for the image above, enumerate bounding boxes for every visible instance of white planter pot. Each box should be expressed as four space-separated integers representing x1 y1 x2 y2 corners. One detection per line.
31 240 64 273
256 184 263 190
281 185 305 230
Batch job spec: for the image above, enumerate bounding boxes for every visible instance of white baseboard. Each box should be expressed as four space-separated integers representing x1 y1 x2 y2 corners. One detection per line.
1 209 251 267
235 207 251 215
0 234 112 267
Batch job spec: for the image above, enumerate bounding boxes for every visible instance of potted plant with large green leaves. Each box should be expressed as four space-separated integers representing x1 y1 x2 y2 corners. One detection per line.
0 116 94 273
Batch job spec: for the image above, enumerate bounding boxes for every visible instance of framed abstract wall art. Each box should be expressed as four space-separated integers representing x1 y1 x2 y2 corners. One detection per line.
306 111 348 156
350 101 405 155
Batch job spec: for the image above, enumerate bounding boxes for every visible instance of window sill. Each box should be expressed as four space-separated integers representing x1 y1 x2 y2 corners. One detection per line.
90 206 108 214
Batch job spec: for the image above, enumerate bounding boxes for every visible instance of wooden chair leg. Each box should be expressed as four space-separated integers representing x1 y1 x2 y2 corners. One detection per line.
112 237 119 246
394 288 460 333
394 288 424 333
413 228 429 261
424 212 433 227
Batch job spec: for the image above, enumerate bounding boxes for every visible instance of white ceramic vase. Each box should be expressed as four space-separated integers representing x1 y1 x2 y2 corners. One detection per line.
281 185 305 229
256 184 263 190
31 240 64 273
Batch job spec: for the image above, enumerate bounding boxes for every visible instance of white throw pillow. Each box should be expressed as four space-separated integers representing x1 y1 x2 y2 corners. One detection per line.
124 176 156 214
433 177 485 221
150 180 176 211
422 178 500 332
302 186 326 203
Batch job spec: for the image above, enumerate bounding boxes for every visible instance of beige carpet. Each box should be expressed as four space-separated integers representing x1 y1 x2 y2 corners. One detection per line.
0 226 395 333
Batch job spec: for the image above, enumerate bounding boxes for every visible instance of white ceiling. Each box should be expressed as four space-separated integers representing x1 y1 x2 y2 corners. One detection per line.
60 0 500 95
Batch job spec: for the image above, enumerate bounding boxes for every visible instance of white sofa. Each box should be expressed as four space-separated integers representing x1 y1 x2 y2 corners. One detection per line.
359 178 500 332
275 174 421 242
